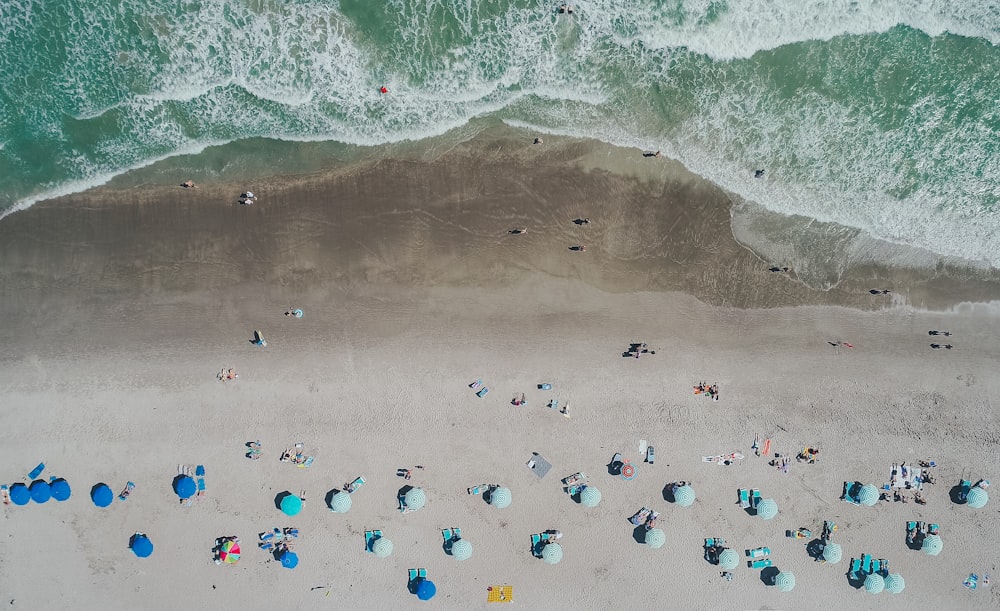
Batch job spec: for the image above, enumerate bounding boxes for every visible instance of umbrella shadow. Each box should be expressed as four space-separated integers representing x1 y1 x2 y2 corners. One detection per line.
760 566 780 586
324 489 339 509
606 456 622 476
631 525 647 544
806 539 825 561
846 567 865 589
275 491 294 511
948 483 965 504
662 483 677 503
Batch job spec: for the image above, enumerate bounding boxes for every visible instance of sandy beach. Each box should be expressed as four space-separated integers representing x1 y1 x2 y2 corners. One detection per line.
1 133 998 610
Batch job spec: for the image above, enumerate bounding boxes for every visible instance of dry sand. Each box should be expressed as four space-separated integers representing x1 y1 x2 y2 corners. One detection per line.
0 134 998 610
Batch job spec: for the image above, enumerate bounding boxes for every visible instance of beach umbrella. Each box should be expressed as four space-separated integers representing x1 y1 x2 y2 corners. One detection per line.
131 535 153 558
719 549 739 570
219 540 240 564
404 488 426 511
9 483 30 506
330 491 352 513
775 571 796 592
673 484 696 507
541 542 563 564
490 487 512 509
451 538 473 561
174 476 196 499
50 479 71 502
91 484 114 508
30 480 51 503
644 528 666 549
620 461 636 480
922 533 943 556
280 550 299 569
822 542 843 564
966 487 988 509
280 494 302 516
858 485 879 507
885 573 905 594
579 486 601 508
416 579 437 600
864 573 885 594
756 498 778 520
373 538 394 558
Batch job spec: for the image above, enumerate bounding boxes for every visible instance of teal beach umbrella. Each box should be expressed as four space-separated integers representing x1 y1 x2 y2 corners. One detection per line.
673 484 696 507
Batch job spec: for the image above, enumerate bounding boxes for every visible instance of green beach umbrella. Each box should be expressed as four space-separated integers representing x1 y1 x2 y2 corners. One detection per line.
673 484 696 507
490 487 512 509
372 537 394 558
541 542 563 565
756 498 778 520
822 542 843 564
922 533 942 556
864 573 885 594
774 571 795 592
719 549 739 570
330 491 352 513
858 485 879 507
451 538 473 561
644 528 665 549
579 486 601 508
885 573 905 594
966 487 988 509
404 488 426 511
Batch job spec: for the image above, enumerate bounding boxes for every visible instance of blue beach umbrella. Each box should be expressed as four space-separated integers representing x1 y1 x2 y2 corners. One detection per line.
30 480 52 503
280 494 302 516
416 579 437 600
50 479 72 502
131 534 153 558
174 476 196 499
281 550 299 569
91 484 114 507
9 483 30 505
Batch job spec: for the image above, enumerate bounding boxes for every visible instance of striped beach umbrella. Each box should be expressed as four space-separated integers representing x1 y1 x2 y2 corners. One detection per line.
822 542 843 564
966 487 988 509
864 573 885 594
922 534 942 556
756 498 778 520
330 491 352 513
579 486 601 508
451 539 473 561
858 485 879 507
541 542 563 564
490 487 512 509
404 488 426 511
373 537 394 558
775 571 796 592
719 549 739 570
673 484 696 507
885 573 905 593
219 539 240 564
645 529 665 549
620 461 636 480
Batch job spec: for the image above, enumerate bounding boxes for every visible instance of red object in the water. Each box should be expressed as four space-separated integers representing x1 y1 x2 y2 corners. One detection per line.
380 86 388 94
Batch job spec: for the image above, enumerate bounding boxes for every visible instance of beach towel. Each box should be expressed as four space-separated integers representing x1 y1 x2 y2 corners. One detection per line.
26 463 45 481
761 439 771 457
487 586 513 603
526 453 551 479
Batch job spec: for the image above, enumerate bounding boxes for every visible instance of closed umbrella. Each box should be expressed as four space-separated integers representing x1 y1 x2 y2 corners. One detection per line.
404 488 426 511
131 534 153 558
330 491 352 513
280 550 299 569
50 479 72 502
719 549 739 570
922 533 942 556
373 538 394 558
645 529 665 549
775 571 795 592
579 486 601 508
174 476 196 499
416 580 437 600
9 483 30 506
451 539 473 561
756 498 778 520
280 494 302 516
673 484 696 507
91 484 114 508
30 480 51 503
864 573 885 594
966 487 988 509
489 487 512 509
541 542 563 564
885 573 905 593
858 485 879 507
822 542 843 564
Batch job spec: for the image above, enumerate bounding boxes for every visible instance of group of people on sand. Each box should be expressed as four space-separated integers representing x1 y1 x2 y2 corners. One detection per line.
694 382 719 400
217 368 239 382
507 216 591 252
239 191 257 206
797 447 820 463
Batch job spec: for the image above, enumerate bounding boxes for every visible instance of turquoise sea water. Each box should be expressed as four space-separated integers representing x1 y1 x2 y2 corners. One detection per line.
1 1 998 264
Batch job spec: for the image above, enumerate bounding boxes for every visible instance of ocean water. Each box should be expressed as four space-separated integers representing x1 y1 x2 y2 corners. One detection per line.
1 1 998 265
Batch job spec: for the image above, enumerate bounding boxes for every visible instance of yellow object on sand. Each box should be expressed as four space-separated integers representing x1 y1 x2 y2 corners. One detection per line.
487 585 513 603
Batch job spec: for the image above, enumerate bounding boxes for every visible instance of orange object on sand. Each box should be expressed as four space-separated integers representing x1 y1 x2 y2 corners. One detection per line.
380 86 388 94
761 439 771 457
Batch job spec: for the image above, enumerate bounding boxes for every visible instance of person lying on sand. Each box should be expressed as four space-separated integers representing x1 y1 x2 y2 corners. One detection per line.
181 180 197 188
508 228 527 234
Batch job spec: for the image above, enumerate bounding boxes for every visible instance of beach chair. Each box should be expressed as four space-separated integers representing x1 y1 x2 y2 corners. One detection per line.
871 559 881 575
476 387 489 398
849 558 862 580
879 559 889 576
346 476 365 493
705 538 725 548
284 528 299 538
738 489 750 509
442 528 462 543
530 534 544 557
928 523 939 535
365 530 382 552
747 547 770 559
470 379 483 390
487 585 513 603
907 521 918 543
631 508 651 525
468 484 488 495
196 478 206 498
749 559 773 569
862 554 872 574
751 489 761 508
408 568 428 582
